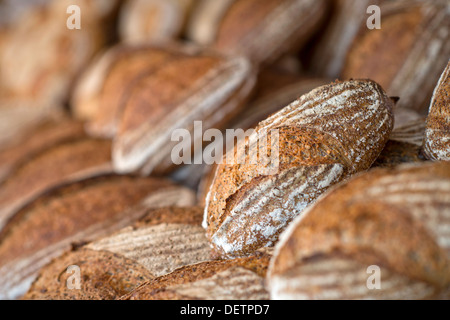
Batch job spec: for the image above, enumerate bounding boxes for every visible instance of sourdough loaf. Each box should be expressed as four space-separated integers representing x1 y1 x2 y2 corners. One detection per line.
0 174 195 299
0 135 112 231
121 250 271 300
119 0 194 44
0 0 119 108
204 79 395 258
341 0 450 114
268 161 450 299
23 206 213 300
196 0 328 66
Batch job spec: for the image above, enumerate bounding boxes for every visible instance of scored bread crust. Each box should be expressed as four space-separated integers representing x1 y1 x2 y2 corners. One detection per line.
23 206 213 300
121 251 271 300
112 49 256 176
268 161 450 300
204 79 394 258
423 60 450 161
0 175 196 300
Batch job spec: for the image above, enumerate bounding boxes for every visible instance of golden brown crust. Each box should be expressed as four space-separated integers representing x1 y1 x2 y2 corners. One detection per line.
119 0 194 44
0 175 175 262
86 45 185 138
342 6 423 91
0 0 119 106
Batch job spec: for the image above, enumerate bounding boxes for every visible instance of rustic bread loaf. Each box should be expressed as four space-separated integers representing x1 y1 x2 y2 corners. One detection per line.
0 0 119 108
121 250 272 300
211 0 328 66
0 117 86 183
423 60 450 161
73 44 186 138
111 46 256 175
185 0 236 46
341 0 450 114
196 74 330 205
119 0 194 44
0 174 196 299
72 42 256 174
307 0 377 78
268 161 450 300
0 135 112 231
23 206 214 300
204 79 395 258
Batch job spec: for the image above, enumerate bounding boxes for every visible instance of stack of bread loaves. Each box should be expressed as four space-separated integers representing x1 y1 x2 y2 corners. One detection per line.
0 0 448 300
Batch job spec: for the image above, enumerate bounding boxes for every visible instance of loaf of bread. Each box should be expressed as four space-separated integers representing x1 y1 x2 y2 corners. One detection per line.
0 120 112 230
121 250 272 300
0 174 196 299
307 0 376 78
187 0 328 66
23 206 214 300
204 79 395 258
341 0 450 114
0 0 119 108
268 161 450 300
423 60 450 161
119 0 194 44
0 117 86 183
196 74 330 205
72 43 256 175
185 0 236 45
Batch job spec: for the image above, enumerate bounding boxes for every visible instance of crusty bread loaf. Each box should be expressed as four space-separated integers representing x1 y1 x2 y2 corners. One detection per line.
0 135 112 231
341 0 450 114
0 0 120 108
307 0 376 78
268 161 450 300
23 206 214 300
196 74 330 205
211 0 328 66
0 118 86 184
119 0 194 44
111 45 256 176
73 42 256 175
423 60 450 161
121 250 272 300
204 79 395 258
0 175 196 299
